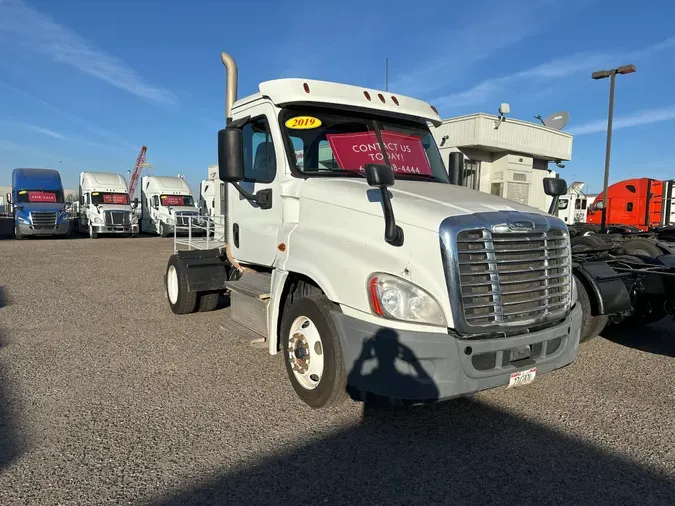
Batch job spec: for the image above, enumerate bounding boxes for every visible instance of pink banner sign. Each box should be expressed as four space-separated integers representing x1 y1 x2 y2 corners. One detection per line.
326 131 432 175
28 191 57 203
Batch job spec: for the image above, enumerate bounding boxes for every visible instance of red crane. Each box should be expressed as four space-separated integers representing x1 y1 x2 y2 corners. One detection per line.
128 146 148 201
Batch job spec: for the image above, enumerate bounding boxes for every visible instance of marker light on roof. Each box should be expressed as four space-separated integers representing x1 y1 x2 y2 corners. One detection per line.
363 91 372 101
431 105 439 114
378 93 385 103
303 82 310 93
391 96 399 106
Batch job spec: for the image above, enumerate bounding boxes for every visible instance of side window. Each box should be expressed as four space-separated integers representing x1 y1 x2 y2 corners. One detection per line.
626 202 634 212
242 117 276 183
152 196 159 208
558 199 569 210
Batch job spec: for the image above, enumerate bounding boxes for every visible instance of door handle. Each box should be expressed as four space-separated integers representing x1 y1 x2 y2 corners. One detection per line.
233 223 240 248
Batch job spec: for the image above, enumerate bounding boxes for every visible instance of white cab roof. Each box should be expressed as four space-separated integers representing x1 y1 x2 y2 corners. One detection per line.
80 171 128 192
142 176 192 195
233 78 442 126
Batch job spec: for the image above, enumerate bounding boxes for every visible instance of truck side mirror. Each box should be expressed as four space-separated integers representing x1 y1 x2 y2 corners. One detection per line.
365 164 403 247
543 177 567 197
544 177 568 215
133 197 139 207
5 192 11 204
218 128 244 182
448 152 464 186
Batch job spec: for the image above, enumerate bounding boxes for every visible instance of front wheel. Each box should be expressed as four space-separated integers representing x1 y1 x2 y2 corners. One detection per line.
281 294 348 409
89 224 98 239
14 225 23 240
159 222 168 238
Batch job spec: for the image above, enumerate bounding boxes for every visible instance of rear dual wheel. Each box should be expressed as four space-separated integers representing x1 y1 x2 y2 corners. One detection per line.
165 255 221 314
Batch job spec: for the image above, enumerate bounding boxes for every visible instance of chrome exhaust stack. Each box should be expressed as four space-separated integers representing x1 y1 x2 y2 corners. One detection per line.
220 51 238 125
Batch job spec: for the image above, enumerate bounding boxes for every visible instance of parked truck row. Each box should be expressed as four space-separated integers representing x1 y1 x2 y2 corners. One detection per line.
5 168 202 239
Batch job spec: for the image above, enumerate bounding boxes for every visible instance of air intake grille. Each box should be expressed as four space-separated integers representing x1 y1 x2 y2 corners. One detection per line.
105 211 131 226
456 228 571 327
30 212 57 228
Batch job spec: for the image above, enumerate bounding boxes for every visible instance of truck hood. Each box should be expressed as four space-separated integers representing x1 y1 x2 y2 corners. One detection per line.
92 204 132 212
16 202 66 213
298 178 544 232
167 206 199 214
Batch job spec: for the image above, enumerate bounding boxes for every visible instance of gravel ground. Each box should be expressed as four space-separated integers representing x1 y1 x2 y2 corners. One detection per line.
0 236 674 505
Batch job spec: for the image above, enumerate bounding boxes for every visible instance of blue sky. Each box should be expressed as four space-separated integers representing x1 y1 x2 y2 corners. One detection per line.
1 0 674 196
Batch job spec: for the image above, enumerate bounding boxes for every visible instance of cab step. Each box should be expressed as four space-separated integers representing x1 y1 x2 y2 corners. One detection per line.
224 271 272 340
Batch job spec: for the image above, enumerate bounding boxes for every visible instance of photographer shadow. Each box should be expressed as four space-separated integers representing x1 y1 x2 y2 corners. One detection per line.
347 328 439 407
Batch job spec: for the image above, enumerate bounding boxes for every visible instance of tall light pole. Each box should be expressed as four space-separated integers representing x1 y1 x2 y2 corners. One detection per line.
592 64 636 231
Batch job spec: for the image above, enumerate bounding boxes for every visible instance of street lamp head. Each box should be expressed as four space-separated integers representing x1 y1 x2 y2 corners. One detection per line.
592 70 612 79
617 64 636 75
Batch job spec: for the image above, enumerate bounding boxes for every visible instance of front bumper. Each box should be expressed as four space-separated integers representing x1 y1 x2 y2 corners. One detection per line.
333 304 582 404
93 223 139 234
17 222 69 236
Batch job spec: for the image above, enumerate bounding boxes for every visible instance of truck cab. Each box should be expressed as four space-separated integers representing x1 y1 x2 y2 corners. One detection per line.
140 175 199 237
164 52 582 409
8 168 70 239
75 171 139 239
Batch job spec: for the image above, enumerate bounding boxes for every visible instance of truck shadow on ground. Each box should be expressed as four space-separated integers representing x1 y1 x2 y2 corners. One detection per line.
0 287 24 471
602 320 675 358
149 328 675 506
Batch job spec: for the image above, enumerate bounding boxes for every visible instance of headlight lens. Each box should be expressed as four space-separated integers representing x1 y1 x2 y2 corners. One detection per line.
93 217 103 224
17 216 29 224
368 273 447 327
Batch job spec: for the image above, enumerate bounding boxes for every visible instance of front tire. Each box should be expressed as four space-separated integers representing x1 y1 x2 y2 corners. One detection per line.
89 224 97 239
165 255 198 314
281 294 348 409
159 222 168 238
14 225 23 240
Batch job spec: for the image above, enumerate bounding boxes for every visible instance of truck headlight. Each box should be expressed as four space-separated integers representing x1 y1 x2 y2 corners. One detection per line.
367 273 447 327
17 216 29 224
93 217 103 224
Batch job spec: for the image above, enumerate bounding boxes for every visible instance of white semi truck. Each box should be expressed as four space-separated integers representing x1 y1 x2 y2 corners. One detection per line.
74 171 139 238
140 175 200 237
163 51 581 409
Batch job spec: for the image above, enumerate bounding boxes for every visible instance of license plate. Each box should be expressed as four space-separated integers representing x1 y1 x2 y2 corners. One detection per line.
508 367 537 388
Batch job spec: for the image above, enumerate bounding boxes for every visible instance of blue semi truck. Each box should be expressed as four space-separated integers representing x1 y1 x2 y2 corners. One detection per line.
7 168 70 239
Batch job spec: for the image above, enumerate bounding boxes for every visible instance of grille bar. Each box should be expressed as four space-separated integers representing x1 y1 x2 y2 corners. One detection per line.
104 211 131 226
456 227 571 328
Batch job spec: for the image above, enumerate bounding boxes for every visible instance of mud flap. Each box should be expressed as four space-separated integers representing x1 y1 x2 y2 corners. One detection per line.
176 249 230 292
574 261 632 316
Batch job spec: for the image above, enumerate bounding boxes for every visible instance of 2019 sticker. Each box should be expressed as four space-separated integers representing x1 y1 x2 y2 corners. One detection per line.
285 116 322 129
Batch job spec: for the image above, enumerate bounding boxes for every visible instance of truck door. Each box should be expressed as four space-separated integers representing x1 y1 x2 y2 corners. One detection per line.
228 105 283 267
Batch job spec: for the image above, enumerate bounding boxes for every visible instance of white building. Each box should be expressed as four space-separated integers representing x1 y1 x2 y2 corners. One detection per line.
431 112 573 212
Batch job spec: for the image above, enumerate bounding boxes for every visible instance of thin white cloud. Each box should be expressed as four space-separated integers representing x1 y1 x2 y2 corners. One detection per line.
0 0 177 105
569 105 675 135
0 80 138 152
434 36 675 111
28 126 68 140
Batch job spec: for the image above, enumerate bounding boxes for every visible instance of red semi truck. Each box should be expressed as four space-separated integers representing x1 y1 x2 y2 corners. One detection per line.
586 177 674 231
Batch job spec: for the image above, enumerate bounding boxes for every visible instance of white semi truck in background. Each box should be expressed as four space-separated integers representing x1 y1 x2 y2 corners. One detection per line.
140 175 200 237
163 51 581 409
74 171 139 238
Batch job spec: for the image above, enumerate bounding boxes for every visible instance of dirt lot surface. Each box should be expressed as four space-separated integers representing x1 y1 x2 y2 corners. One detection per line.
1 236 674 505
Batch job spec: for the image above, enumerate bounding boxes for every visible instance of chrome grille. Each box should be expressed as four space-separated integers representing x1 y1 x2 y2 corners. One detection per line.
456 227 571 328
30 211 57 228
104 210 131 226
176 214 197 226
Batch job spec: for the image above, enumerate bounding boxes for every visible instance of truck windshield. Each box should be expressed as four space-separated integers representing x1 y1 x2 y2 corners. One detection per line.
279 106 449 183
160 195 194 206
16 190 64 203
91 192 129 205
